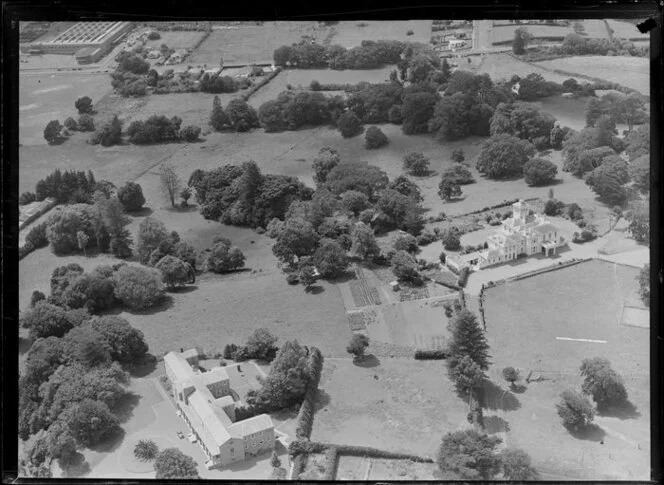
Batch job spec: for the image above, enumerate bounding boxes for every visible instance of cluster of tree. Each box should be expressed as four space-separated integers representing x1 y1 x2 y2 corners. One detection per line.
586 92 648 131
110 52 150 97
556 357 630 433
190 161 313 229
489 101 556 149
638 263 649 307
132 439 199 479
438 164 475 202
19 302 149 474
437 429 538 480
365 126 388 149
476 134 537 179
273 40 406 70
223 328 279 362
258 90 345 132
34 169 98 204
554 33 649 57
126 115 200 144
199 73 240 93
63 114 95 133
625 199 649 244
210 96 261 132
245 340 315 410
90 115 124 147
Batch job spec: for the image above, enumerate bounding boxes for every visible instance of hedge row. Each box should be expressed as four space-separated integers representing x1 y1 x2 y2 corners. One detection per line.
414 349 447 360
457 267 470 288
328 443 434 462
19 221 50 260
323 446 339 480
290 453 307 480
294 346 324 440
240 68 282 101
458 290 466 309
289 440 328 457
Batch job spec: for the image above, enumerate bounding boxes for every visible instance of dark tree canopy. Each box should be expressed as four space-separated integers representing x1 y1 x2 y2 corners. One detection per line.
579 357 628 409
556 389 596 430
117 182 146 212
523 158 558 186
476 134 536 179
437 429 502 479
154 448 200 479
364 126 389 149
501 448 539 480
337 110 364 138
326 161 389 200
448 309 491 371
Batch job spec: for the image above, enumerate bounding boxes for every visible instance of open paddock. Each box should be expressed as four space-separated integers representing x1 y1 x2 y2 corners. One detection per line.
534 56 649 95
605 19 649 40
480 258 649 479
188 22 327 66
477 52 583 85
144 30 207 50
328 20 433 47
312 359 469 456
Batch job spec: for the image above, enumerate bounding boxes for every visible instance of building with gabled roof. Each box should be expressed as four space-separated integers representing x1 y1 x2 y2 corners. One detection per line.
461 199 565 270
164 349 275 469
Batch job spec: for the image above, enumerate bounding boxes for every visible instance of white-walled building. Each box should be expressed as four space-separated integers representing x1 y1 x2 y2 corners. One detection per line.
464 200 565 270
164 349 275 470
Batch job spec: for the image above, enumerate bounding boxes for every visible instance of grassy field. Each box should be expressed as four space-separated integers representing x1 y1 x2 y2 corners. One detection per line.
534 56 649 95
312 358 469 456
144 30 207 50
328 20 433 48
490 20 609 45
248 66 395 108
477 52 583 85
481 258 649 479
605 19 649 40
188 22 327 66
19 72 114 146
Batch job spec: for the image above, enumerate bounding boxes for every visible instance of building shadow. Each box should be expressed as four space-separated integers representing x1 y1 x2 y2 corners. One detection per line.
353 354 380 368
568 423 606 442
599 400 641 420
483 415 510 434
480 380 521 412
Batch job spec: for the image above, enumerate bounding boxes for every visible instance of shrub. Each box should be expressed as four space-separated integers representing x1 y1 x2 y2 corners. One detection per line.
441 228 461 251
364 126 388 149
64 117 78 131
543 198 565 216
19 191 37 206
417 231 437 246
414 349 447 360
134 439 159 462
457 267 470 287
337 111 364 138
346 334 369 359
286 274 299 285
75 96 93 114
204 238 246 273
579 357 628 409
226 98 259 132
77 114 95 132
391 250 421 283
180 125 201 142
26 222 49 249
45 204 99 255
556 389 595 430
523 158 558 186
403 152 430 176
156 255 194 290
117 182 146 212
113 265 164 310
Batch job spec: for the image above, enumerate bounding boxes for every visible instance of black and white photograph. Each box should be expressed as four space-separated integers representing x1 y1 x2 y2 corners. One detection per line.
9 10 657 481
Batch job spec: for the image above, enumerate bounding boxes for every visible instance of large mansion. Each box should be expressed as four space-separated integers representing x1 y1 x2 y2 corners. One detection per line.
164 349 275 469
453 199 565 271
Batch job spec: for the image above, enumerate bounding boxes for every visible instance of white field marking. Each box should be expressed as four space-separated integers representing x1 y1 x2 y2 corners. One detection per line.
19 103 39 111
556 337 607 344
33 84 72 94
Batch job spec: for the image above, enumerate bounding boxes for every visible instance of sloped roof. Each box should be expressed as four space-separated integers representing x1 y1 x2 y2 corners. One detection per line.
187 392 234 447
164 351 195 383
533 223 559 234
229 414 274 437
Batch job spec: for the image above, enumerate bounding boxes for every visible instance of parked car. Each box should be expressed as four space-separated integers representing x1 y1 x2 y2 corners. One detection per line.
177 431 185 439
188 433 197 443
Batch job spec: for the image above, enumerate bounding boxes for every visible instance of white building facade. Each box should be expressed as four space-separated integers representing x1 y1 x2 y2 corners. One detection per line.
467 200 565 270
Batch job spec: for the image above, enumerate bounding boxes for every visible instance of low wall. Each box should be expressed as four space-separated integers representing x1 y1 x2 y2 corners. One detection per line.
19 198 57 231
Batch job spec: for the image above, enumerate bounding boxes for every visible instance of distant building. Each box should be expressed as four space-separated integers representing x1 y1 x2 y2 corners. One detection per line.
453 200 565 271
24 21 134 64
164 349 275 470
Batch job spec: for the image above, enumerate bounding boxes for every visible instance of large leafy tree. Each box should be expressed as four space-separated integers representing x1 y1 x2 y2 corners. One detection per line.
61 398 121 447
89 315 149 364
136 217 169 264
210 95 230 131
391 250 420 282
628 154 649 193
244 328 279 361
204 237 246 273
500 447 539 480
112 265 164 310
438 180 462 202
155 255 194 289
43 120 63 145
584 159 629 205
337 111 364 138
489 102 556 143
523 158 558 186
556 389 596 431
272 218 319 265
326 161 389 200
448 309 491 371
154 448 200 479
20 302 74 340
579 357 628 410
350 222 380 260
437 429 502 479
313 240 349 278
475 134 536 179
448 354 486 396
226 98 259 132
75 96 94 114
402 152 430 176
117 182 146 212
625 200 649 243
312 147 341 186
401 91 438 135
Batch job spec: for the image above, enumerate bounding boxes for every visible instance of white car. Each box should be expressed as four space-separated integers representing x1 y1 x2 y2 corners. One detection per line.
188 433 197 443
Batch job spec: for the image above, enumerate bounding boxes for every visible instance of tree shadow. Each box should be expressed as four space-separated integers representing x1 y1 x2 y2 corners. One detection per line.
442 195 468 204
306 285 325 295
127 207 153 218
164 204 199 213
89 426 126 453
568 423 606 442
328 270 357 284
19 337 33 355
354 354 380 368
599 400 641 420
528 178 564 187
128 355 158 377
60 452 91 478
480 380 521 412
511 383 528 394
483 415 511 434
314 388 332 412
113 392 141 424
128 294 174 315
165 284 198 294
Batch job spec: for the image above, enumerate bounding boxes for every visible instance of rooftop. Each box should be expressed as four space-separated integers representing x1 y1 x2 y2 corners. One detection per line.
533 223 559 234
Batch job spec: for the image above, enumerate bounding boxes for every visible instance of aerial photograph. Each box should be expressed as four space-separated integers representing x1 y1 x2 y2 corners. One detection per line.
16 18 651 480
